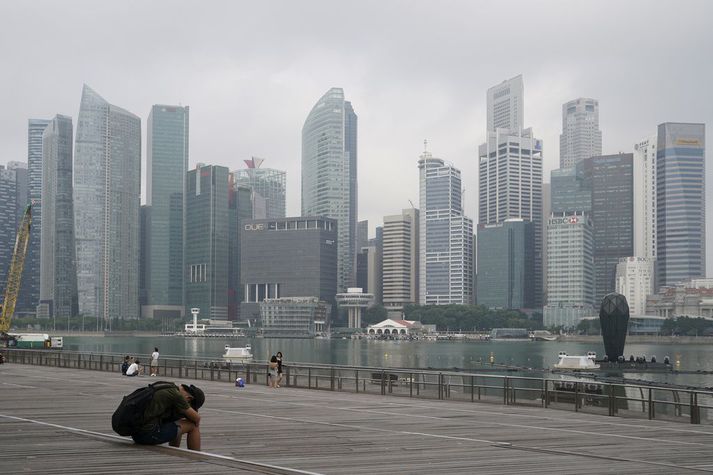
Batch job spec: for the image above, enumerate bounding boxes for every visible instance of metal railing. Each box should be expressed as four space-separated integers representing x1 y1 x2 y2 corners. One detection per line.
2 348 710 425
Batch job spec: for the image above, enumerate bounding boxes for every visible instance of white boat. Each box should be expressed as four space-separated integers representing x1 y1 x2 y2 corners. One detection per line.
553 351 600 370
530 330 558 341
222 344 253 363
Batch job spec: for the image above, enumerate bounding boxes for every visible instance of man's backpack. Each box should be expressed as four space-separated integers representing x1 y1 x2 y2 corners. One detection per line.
111 381 176 436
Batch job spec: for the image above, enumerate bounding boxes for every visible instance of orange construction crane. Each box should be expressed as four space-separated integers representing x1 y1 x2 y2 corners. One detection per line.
0 204 32 335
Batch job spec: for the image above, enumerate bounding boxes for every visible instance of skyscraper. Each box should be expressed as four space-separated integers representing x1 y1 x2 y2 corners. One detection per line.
656 123 706 287
382 208 419 316
235 158 286 219
633 136 658 260
74 85 141 325
38 115 78 321
559 98 602 168
0 162 28 298
478 126 543 307
144 105 189 320
487 75 524 132
18 119 50 315
184 165 231 319
419 151 473 305
580 154 634 302
302 88 357 293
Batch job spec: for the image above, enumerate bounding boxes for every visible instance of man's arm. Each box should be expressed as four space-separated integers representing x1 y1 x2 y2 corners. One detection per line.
182 407 201 427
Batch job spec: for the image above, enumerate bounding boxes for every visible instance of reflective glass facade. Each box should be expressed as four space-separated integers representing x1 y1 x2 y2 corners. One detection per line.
0 163 28 299
74 85 141 323
302 88 357 293
235 159 286 219
656 123 705 287
39 115 78 318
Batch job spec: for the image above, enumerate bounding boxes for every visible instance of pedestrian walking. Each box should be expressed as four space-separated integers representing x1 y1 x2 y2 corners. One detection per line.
276 351 284 388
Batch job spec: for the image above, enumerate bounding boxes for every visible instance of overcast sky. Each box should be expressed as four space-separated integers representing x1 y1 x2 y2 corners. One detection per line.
1 0 711 275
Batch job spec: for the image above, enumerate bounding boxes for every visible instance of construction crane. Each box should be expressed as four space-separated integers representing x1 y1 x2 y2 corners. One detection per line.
0 204 32 338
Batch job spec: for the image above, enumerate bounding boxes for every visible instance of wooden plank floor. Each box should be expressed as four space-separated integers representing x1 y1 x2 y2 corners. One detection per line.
3 364 713 474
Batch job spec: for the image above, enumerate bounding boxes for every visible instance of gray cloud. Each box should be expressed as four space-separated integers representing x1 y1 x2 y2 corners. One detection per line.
1 0 711 274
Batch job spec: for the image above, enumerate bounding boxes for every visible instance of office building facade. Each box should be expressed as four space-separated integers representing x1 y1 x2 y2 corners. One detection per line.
235 157 286 219
487 75 523 132
38 115 78 320
633 136 658 261
559 98 602 168
382 208 419 315
240 217 338 324
477 219 534 309
74 85 141 324
615 257 654 316
656 123 706 287
0 162 28 298
543 212 595 328
418 153 474 305
302 88 357 293
478 127 543 306
144 105 189 320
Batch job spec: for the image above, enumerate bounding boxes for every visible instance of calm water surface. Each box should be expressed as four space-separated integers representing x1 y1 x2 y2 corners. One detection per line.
63 335 713 388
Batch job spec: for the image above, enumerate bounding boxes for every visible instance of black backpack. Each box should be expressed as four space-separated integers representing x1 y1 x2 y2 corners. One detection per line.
111 381 176 436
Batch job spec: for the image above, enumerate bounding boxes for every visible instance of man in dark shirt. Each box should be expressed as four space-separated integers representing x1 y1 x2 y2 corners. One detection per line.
132 383 205 451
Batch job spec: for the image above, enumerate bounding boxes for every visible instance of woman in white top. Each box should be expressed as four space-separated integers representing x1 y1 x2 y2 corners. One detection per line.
150 347 160 376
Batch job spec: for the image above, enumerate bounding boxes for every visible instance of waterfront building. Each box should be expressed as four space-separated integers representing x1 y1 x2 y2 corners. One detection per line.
235 157 286 219
487 75 523 132
633 136 658 261
418 151 474 306
559 98 602 169
240 216 338 324
19 119 50 316
580 154 634 303
302 88 357 293
143 105 189 320
367 318 420 336
478 127 543 306
615 257 654 316
477 219 534 309
184 165 231 320
260 297 330 337
646 280 713 319
382 208 419 316
74 85 141 324
335 287 374 328
0 162 28 298
656 123 706 288
543 212 595 328
38 115 78 321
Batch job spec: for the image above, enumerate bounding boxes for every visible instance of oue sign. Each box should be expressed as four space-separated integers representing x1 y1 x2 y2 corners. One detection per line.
244 223 265 231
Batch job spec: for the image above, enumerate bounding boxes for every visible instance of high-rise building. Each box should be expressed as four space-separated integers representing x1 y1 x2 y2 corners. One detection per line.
18 119 50 315
38 115 78 321
477 219 534 309
478 126 543 307
543 212 595 328
235 158 286 219
633 136 658 261
419 151 474 305
559 98 602 168
302 88 357 293
487 75 524 132
382 208 419 316
580 154 634 302
240 217 338 324
656 123 706 287
357 220 369 252
0 162 28 297
184 165 231 320
74 85 141 324
143 105 189 320
550 166 591 214
615 257 654 316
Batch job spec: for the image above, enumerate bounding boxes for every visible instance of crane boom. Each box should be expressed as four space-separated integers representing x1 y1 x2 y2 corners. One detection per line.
0 204 32 334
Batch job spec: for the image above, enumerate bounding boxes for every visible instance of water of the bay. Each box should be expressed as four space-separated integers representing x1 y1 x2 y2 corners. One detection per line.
63 335 713 388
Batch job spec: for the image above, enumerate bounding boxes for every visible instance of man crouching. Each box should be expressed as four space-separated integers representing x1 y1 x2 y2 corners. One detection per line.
132 383 205 451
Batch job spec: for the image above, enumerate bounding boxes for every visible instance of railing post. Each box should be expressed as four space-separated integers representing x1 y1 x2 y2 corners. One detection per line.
471 376 474 402
608 384 614 416
544 379 549 408
355 370 359 393
648 388 654 420
574 382 579 411
179 359 183 378
503 377 508 405
691 392 700 424
330 367 335 391
439 373 443 400
308 368 312 389
381 370 386 396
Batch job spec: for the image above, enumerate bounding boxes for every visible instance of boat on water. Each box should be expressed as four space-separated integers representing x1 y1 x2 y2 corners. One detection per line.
222 344 253 363
554 351 600 370
530 330 557 341
490 328 530 341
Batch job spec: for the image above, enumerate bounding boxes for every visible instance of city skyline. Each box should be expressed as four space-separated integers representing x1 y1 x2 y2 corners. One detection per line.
0 1 711 276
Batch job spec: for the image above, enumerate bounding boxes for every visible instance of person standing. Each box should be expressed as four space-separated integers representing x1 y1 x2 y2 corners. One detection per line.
150 347 160 376
275 351 284 388
268 354 278 388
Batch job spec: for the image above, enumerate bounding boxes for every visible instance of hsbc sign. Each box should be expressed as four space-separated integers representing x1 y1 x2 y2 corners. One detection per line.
549 217 580 226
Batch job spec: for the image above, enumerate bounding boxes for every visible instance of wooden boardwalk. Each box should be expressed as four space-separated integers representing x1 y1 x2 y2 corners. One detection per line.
3 364 713 474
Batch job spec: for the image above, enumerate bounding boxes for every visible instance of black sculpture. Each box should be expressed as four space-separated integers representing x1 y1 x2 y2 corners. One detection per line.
599 292 630 361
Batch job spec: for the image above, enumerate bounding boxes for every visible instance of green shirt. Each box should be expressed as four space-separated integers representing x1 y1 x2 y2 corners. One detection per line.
139 386 190 430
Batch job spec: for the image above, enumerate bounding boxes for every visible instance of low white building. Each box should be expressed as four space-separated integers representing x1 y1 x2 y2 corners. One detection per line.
367 318 420 336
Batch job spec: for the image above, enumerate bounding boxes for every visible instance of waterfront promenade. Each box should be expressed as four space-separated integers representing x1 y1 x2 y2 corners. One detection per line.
3 365 713 473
